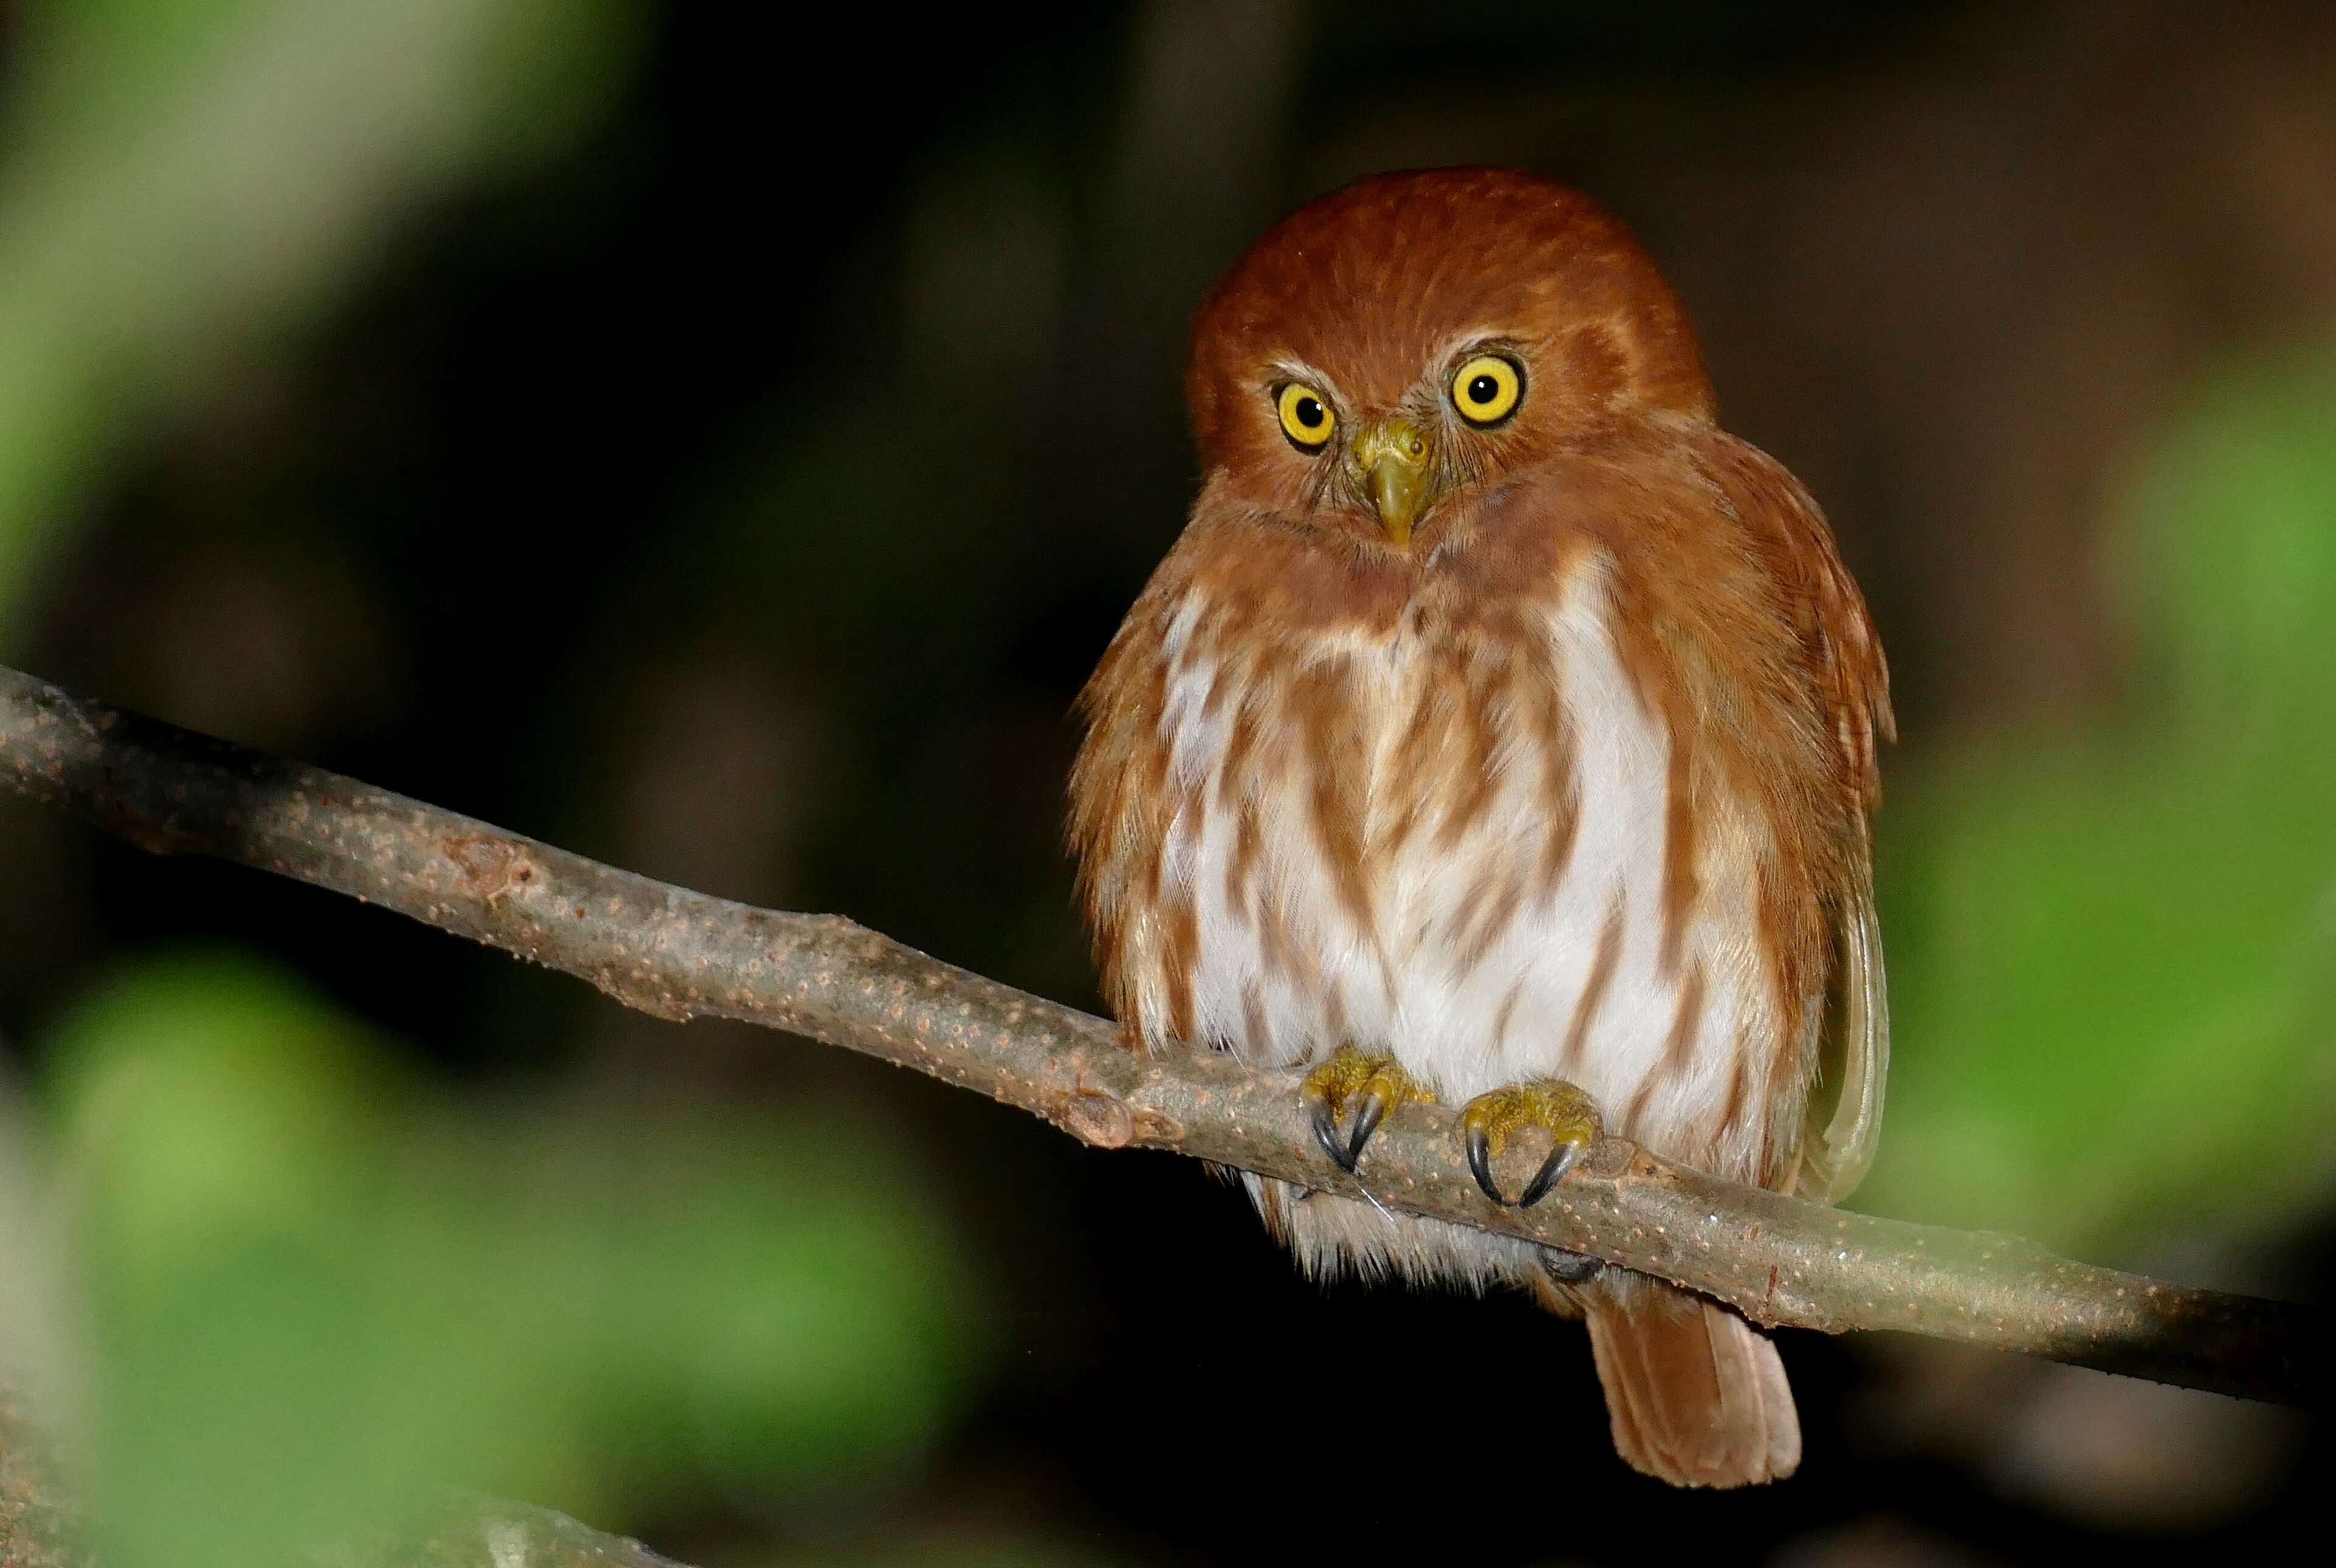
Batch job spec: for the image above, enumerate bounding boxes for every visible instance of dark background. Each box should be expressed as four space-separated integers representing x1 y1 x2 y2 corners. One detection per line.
1 3 2332 1564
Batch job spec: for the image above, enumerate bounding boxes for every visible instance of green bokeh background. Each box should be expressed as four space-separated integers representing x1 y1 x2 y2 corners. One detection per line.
1869 352 2336 1253
43 951 979 1567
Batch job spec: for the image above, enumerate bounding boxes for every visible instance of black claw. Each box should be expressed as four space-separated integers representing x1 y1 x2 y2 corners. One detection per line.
1465 1125 1509 1205
1516 1138 1585 1208
1540 1249 1603 1285
1346 1092 1387 1168
1310 1096 1357 1172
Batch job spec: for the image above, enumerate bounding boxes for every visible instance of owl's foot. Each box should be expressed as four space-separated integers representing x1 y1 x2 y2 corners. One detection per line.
1460 1079 1603 1207
1299 1047 1436 1173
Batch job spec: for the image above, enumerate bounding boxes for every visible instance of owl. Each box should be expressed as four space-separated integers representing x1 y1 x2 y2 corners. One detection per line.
1069 169 1890 1487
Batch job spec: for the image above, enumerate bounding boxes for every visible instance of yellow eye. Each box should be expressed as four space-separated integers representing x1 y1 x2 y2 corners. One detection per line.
1450 355 1523 425
1276 383 1337 448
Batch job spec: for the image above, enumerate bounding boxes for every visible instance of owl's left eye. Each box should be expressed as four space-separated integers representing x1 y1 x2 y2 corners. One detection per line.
1276 383 1337 449
1450 354 1523 426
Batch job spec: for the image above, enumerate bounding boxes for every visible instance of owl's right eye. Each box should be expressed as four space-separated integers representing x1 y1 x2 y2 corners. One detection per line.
1276 383 1337 449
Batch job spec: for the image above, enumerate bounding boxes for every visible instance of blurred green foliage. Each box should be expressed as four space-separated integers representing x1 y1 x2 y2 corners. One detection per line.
0 0 643 646
37 948 983 1568
1868 348 2336 1256
0 5 1023 1561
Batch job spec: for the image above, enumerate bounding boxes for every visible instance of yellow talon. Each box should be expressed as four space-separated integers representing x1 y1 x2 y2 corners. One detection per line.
1300 1046 1435 1173
1459 1080 1602 1207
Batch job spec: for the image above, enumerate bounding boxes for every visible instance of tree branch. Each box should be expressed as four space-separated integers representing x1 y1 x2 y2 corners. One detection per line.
0 665 2323 1407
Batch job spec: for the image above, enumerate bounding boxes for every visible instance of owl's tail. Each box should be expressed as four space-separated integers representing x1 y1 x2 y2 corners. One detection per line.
1578 1283 1801 1487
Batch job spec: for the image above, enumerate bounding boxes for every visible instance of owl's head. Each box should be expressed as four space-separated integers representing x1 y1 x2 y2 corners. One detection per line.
1186 169 1714 550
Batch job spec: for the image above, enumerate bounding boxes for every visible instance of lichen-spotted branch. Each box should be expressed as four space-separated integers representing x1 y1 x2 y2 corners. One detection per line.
0 664 2323 1407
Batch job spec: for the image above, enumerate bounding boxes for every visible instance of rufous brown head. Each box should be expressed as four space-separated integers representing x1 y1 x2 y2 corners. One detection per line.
1186 168 1715 551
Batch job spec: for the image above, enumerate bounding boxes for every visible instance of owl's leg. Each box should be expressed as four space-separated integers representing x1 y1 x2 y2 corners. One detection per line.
1458 1080 1603 1207
1298 1045 1436 1173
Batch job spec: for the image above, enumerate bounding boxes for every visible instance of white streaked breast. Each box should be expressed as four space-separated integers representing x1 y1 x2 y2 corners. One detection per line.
1154 554 1782 1181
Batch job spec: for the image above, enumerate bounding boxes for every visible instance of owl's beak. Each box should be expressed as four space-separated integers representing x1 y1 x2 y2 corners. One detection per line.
1351 417 1432 547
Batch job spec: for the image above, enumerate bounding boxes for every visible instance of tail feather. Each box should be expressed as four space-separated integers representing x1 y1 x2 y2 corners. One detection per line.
1582 1288 1800 1487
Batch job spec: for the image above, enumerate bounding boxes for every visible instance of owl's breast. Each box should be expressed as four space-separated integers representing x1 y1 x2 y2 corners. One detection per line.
1141 552 1788 1180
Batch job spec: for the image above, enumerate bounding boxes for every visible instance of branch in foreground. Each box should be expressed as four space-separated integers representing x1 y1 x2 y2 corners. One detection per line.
0 666 2323 1407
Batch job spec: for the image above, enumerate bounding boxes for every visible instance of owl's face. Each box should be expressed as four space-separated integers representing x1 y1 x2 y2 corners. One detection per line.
1185 169 1716 556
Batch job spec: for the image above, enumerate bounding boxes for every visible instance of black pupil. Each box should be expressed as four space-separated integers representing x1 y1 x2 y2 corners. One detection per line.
1469 374 1499 403
1295 396 1324 428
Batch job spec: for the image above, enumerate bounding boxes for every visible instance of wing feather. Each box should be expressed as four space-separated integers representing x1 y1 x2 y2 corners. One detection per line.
1696 432 1893 1202
1799 868 1887 1201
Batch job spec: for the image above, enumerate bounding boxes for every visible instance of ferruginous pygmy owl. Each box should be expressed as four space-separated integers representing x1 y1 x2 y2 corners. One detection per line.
1069 169 1890 1488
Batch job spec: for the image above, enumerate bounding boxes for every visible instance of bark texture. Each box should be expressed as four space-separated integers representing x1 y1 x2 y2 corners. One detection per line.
0 664 2321 1408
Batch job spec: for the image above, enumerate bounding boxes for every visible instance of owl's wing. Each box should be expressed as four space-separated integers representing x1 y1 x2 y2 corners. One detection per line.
1800 868 1887 1203
1700 433 1894 1204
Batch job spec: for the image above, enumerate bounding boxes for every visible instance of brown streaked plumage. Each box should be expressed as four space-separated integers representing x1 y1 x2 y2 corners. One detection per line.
1069 169 1892 1488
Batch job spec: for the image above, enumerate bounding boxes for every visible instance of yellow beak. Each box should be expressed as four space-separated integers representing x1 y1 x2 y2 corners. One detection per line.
1351 417 1432 546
